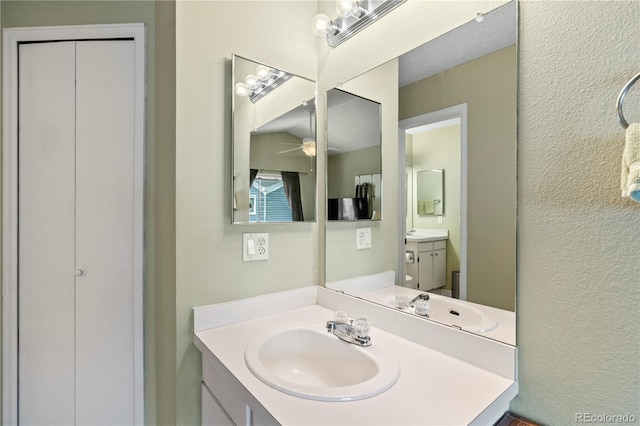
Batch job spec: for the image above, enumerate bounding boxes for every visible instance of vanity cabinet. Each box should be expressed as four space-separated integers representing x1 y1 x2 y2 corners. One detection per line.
201 353 277 426
407 240 446 291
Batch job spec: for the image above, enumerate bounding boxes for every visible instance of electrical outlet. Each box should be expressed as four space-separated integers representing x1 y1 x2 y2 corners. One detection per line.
356 227 371 250
243 233 269 261
437 216 443 224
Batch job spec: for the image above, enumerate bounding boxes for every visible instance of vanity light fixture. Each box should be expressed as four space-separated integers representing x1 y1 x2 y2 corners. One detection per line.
312 0 407 48
234 64 293 103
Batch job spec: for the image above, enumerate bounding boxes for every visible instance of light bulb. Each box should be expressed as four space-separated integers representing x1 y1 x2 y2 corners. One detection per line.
336 0 355 15
234 82 249 97
312 14 333 36
337 0 364 18
244 74 259 90
256 65 271 81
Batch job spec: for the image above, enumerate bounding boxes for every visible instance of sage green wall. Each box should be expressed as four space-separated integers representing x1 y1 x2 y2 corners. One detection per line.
323 59 399 284
327 145 381 199
400 46 517 311
176 2 318 424
410 125 461 291
0 1 177 424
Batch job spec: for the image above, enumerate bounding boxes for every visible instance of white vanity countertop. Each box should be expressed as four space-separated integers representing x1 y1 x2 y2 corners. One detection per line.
194 302 517 425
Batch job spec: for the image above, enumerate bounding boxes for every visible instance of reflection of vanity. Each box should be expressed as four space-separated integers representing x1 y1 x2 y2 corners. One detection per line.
405 229 448 291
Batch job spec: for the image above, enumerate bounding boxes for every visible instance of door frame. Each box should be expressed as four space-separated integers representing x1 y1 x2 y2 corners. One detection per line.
398 103 468 300
2 24 146 425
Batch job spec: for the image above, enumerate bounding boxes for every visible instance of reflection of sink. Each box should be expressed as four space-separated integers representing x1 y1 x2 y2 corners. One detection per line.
381 294 498 333
245 327 400 401
405 228 448 242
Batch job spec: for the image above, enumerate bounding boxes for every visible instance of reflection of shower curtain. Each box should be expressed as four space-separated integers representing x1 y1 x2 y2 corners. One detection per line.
281 171 304 221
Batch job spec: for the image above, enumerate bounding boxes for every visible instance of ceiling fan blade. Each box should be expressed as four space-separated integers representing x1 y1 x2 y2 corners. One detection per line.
278 146 303 154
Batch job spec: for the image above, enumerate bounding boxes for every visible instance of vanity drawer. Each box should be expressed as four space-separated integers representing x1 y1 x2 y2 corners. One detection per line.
418 242 433 252
202 357 246 425
434 240 447 250
201 383 233 426
201 355 279 426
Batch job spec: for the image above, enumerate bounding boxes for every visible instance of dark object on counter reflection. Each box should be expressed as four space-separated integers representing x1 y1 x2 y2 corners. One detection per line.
328 198 369 220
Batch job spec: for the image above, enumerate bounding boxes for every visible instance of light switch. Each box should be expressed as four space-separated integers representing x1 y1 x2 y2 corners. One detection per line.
243 233 269 261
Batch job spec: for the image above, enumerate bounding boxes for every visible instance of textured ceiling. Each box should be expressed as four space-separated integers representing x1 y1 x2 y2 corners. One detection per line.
399 1 516 87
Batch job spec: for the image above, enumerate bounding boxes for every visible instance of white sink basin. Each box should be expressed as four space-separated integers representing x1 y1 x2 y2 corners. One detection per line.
244 327 400 401
405 228 448 242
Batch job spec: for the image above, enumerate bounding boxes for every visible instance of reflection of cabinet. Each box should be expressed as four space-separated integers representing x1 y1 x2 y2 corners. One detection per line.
406 240 446 291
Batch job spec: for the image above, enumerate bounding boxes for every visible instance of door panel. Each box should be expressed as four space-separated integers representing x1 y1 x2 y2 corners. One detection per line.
18 39 137 425
18 41 77 426
74 40 136 424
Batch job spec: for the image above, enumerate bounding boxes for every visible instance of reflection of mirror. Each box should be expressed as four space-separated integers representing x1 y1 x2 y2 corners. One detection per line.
232 55 317 224
327 89 382 221
325 1 517 346
415 169 444 216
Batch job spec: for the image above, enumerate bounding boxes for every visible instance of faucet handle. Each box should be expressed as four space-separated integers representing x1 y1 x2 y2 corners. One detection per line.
334 311 349 323
353 318 371 339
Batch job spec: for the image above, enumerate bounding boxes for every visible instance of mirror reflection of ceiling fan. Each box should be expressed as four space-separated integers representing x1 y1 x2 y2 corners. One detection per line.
278 108 316 157
279 139 316 157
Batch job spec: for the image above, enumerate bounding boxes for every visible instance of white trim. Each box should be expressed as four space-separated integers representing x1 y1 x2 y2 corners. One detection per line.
398 103 468 301
2 24 146 426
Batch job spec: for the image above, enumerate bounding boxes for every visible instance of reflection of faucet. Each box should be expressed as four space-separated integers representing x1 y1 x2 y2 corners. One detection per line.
410 293 430 304
326 319 371 347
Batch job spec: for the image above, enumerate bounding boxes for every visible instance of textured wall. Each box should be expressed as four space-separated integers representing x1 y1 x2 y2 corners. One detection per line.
511 1 640 423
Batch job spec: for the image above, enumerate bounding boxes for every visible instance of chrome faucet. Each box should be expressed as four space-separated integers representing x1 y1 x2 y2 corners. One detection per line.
326 318 371 347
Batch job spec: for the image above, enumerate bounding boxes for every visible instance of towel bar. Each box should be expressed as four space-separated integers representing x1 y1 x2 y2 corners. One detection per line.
617 71 640 129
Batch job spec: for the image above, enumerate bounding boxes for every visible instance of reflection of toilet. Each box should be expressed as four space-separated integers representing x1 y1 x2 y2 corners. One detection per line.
404 275 415 289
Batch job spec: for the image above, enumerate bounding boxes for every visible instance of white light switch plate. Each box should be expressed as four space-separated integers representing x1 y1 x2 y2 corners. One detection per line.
356 227 371 250
243 233 269 261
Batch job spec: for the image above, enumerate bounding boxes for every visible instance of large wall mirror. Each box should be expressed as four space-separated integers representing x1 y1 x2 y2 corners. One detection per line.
325 1 517 346
232 55 317 224
327 89 382 221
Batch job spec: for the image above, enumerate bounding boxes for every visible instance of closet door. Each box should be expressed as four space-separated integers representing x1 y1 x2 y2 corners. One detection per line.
18 39 136 425
74 40 136 425
18 41 77 426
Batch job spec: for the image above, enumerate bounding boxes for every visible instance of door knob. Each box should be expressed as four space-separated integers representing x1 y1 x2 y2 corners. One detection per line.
75 269 84 276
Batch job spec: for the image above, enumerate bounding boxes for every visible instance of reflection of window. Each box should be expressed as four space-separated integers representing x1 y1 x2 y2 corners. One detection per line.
249 172 293 223
249 195 257 215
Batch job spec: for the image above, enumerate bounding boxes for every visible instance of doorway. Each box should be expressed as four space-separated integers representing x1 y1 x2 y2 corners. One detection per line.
398 104 468 300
